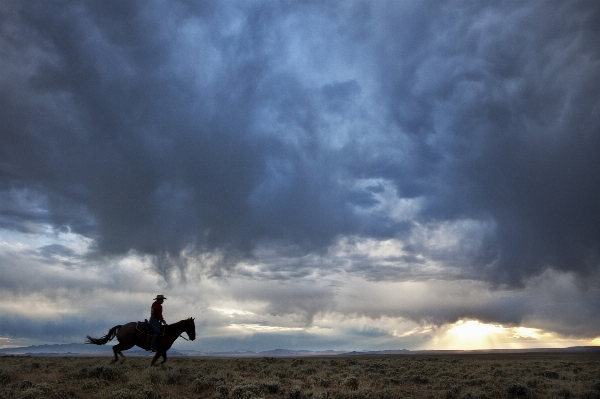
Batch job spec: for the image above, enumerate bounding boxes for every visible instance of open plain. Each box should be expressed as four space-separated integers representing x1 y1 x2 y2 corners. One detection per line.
1 353 599 399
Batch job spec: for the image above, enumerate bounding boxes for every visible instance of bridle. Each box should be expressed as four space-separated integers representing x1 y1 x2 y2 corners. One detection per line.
179 318 195 341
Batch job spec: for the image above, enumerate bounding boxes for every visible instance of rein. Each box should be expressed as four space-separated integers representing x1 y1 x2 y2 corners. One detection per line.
165 318 194 342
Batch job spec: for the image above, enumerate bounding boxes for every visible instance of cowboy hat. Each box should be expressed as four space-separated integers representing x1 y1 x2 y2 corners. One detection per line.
154 295 167 300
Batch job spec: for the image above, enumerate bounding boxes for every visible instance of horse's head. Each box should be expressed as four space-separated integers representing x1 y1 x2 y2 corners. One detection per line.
185 317 196 341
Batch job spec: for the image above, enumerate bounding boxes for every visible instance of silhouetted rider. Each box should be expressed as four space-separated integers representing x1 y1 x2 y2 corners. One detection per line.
149 294 167 352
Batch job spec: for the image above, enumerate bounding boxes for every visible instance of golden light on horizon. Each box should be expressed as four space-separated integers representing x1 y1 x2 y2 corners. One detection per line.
443 319 505 350
427 319 600 351
448 320 504 340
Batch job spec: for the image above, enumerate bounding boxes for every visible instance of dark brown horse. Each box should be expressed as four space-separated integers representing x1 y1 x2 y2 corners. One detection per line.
86 318 195 366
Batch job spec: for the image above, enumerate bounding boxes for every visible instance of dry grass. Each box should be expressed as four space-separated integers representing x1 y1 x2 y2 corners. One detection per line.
1 352 599 399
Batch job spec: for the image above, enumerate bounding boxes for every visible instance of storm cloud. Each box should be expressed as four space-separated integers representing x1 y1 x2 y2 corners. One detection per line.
1 1 599 348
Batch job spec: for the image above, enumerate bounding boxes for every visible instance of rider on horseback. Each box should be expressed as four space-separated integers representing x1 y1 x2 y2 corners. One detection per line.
149 295 167 352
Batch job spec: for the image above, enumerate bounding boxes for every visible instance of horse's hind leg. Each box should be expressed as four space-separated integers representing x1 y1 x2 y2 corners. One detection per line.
112 342 134 364
110 345 119 364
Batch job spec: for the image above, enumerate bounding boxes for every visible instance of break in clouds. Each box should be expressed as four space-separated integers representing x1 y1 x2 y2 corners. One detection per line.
1 1 599 346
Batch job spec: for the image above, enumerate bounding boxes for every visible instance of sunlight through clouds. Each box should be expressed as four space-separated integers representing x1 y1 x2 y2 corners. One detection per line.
211 308 257 318
228 324 305 333
443 320 505 350
1 222 599 350
429 319 596 351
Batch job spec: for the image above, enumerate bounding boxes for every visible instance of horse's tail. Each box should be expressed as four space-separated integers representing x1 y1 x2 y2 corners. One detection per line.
85 325 121 345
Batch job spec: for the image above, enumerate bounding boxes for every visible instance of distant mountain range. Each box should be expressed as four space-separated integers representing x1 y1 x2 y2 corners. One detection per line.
0 344 598 357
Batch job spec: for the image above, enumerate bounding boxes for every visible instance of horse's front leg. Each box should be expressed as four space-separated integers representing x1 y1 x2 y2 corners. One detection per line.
150 352 161 367
160 351 167 365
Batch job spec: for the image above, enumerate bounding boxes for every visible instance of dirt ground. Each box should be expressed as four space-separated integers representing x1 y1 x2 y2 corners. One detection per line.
1 352 599 398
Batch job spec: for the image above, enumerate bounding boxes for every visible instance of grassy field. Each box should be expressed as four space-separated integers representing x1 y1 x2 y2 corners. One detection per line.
1 353 599 399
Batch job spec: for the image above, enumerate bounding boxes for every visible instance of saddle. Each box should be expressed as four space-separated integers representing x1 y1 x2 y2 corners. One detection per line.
136 320 166 337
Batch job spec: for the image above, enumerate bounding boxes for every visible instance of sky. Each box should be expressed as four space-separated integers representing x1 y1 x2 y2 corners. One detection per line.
1 0 599 352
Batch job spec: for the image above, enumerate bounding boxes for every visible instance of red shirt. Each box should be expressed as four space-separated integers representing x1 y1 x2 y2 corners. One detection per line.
151 301 165 323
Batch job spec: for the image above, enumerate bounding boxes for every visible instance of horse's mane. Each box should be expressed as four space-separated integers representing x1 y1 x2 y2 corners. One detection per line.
166 317 194 331
168 317 193 326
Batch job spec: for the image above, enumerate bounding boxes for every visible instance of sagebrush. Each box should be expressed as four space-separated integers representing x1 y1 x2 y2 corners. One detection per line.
0 352 599 398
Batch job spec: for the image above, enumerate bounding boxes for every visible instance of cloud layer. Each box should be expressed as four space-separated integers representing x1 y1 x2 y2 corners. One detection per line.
1 1 599 348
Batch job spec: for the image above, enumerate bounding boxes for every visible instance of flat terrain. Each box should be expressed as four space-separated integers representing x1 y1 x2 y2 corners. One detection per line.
1 352 599 398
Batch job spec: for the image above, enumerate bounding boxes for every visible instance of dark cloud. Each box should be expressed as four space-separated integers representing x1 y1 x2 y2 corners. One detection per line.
1 0 599 290
366 1 600 284
34 244 78 267
0 188 52 233
0 314 110 343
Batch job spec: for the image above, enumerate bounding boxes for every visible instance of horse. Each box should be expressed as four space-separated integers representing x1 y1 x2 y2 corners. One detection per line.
85 317 195 366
